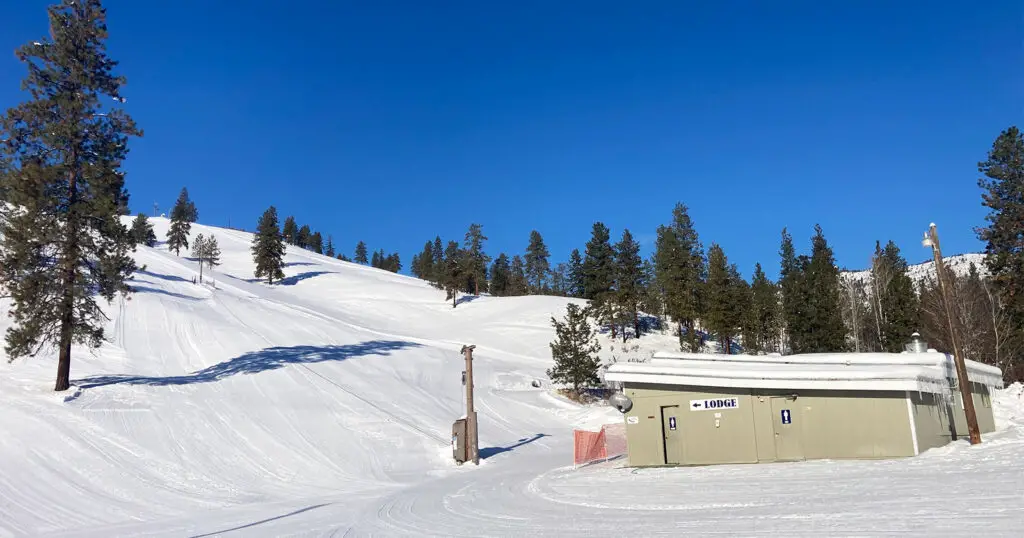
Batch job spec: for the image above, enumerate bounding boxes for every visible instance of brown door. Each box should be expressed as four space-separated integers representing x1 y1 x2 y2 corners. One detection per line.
771 397 804 461
661 405 682 465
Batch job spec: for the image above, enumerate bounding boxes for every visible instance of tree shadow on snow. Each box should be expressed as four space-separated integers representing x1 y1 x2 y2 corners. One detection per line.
284 261 317 267
75 340 421 389
129 285 201 302
453 295 480 307
479 433 548 459
135 269 191 284
278 271 334 286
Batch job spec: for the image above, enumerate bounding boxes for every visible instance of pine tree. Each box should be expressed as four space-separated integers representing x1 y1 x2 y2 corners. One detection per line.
489 254 511 296
976 125 1024 368
525 230 551 293
546 303 602 397
431 236 444 276
325 235 335 258
385 253 401 273
745 263 780 354
462 223 490 295
870 241 919 352
371 250 381 268
443 240 463 307
129 213 157 247
282 216 298 245
509 255 528 296
567 249 584 298
354 240 368 264
204 235 221 286
582 222 616 335
614 229 644 340
337 253 351 262
803 225 848 352
193 233 208 283
167 187 194 255
550 262 569 296
296 225 311 250
412 240 434 280
639 258 664 324
779 228 806 353
251 206 285 284
0 0 141 391
654 203 706 351
704 244 746 353
307 231 323 254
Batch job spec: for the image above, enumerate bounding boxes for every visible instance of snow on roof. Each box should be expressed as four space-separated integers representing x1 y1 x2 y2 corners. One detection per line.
604 350 1004 394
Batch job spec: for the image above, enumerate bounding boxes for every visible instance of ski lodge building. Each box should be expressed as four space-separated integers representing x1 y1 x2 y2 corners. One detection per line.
603 347 1003 467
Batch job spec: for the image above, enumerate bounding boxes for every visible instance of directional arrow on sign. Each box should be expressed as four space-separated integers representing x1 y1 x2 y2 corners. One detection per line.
692 402 701 408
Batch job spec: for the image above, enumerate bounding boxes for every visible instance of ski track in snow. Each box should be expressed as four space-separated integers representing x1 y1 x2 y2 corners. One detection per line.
1 218 1022 537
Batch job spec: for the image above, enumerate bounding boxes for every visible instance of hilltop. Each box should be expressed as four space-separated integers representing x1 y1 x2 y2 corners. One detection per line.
0 218 1020 537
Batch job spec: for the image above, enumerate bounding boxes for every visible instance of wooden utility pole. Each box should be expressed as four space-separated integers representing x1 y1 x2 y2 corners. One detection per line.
924 223 982 444
462 344 479 464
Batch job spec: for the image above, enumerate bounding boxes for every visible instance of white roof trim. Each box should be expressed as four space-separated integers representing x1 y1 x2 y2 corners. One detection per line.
605 350 1004 394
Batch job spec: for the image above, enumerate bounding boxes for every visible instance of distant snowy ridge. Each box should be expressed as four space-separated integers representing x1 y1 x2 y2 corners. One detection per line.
840 252 988 287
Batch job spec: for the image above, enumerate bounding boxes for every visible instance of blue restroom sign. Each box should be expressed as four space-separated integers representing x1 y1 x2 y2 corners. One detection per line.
689 397 739 411
781 409 792 424
669 417 676 430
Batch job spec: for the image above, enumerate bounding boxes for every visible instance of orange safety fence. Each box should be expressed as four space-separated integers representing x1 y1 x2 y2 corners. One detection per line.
573 423 627 467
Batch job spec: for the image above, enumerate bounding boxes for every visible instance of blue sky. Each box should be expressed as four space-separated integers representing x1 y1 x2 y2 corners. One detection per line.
1 0 1020 279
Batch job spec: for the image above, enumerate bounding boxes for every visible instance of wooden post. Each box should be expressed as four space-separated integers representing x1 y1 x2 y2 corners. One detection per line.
462 344 479 464
926 223 982 445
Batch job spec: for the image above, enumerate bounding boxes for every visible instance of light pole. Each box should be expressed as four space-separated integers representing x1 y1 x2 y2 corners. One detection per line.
922 223 981 444
461 344 479 464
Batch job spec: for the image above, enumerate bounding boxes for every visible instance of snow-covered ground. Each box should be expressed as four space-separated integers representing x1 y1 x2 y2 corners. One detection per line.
841 252 988 288
1 219 1021 537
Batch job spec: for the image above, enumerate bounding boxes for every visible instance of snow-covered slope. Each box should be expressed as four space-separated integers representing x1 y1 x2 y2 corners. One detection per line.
1 219 1021 537
841 252 988 288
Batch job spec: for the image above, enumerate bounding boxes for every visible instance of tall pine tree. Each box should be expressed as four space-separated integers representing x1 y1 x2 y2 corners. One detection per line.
0 0 141 390
744 263 780 354
509 255 528 296
462 223 490 295
296 225 311 250
251 206 285 284
412 240 434 280
654 203 705 351
354 240 368 264
308 231 324 254
614 229 644 340
489 254 511 296
802 225 848 352
976 125 1024 370
443 240 463 306
566 248 584 298
582 222 616 335
779 228 807 353
525 230 551 293
704 244 745 353
282 216 298 245
870 240 919 352
324 235 335 258
166 187 194 255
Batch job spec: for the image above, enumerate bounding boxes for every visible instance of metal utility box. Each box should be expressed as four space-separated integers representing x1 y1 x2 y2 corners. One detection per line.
452 418 468 464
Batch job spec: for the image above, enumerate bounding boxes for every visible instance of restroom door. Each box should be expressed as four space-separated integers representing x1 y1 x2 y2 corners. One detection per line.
660 405 682 465
770 397 804 461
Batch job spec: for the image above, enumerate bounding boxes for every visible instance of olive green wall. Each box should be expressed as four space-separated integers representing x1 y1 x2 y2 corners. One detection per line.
621 384 918 467
910 391 954 453
948 382 997 436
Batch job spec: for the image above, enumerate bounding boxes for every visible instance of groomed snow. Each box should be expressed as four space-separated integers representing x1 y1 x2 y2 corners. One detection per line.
1 218 1022 536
